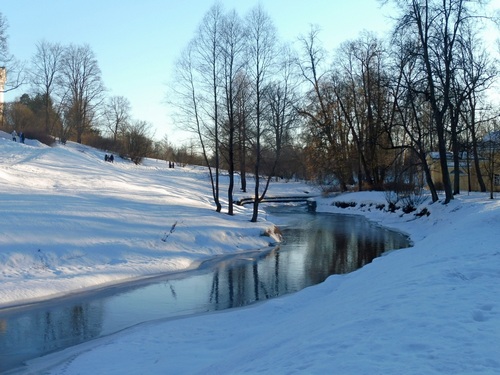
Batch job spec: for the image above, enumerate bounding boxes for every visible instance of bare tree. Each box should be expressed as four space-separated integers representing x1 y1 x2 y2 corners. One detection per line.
0 12 26 127
245 4 278 222
169 4 226 213
104 95 131 143
123 120 154 165
0 12 24 90
390 0 479 204
457 28 497 193
220 9 246 215
333 32 392 190
261 44 300 184
195 3 225 212
0 12 9 64
388 36 440 202
297 26 352 190
234 71 251 193
30 40 64 134
59 44 105 143
155 133 176 161
170 41 222 212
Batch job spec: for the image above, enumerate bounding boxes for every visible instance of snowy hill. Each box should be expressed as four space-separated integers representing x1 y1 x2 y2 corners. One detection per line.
1 132 500 374
0 133 289 308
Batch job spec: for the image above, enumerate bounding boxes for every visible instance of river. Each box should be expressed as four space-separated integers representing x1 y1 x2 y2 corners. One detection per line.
0 206 409 372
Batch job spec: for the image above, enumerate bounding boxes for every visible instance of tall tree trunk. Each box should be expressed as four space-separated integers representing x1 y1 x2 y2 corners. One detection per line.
436 115 454 203
227 120 235 215
471 131 486 192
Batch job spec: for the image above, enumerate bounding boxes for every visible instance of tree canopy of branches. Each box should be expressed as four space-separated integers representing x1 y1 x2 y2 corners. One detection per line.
30 40 64 134
0 13 8 64
104 95 131 143
0 11 25 119
59 44 105 144
389 0 494 203
171 4 298 219
3 2 499 217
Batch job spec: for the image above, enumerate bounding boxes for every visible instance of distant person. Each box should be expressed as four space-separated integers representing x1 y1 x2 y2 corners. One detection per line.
11 130 17 142
20 132 25 143
109 154 114 163
104 154 109 162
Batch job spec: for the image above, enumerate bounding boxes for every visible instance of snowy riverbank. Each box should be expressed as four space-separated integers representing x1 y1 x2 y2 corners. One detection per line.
0 134 290 308
2 135 500 374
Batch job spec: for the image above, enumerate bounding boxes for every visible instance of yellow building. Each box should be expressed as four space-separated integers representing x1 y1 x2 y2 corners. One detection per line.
427 148 500 193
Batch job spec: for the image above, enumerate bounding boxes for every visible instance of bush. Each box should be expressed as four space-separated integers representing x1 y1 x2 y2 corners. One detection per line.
320 184 342 195
415 207 431 217
387 202 400 212
402 204 416 214
400 185 427 214
333 201 357 209
384 190 400 212
82 133 118 153
23 130 55 146
384 180 426 214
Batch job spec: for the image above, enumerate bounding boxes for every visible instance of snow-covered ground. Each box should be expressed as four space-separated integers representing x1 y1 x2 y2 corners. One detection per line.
1 132 500 374
0 132 288 309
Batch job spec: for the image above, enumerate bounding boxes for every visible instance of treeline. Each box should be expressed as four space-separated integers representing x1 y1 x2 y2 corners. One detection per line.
0 28 190 165
1 1 499 219
170 0 499 220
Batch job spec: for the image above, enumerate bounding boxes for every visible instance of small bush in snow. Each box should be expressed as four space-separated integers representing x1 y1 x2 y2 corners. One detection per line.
415 207 431 217
333 201 356 209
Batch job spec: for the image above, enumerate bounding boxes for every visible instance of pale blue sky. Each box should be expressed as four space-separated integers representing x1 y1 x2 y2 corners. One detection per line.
0 0 466 143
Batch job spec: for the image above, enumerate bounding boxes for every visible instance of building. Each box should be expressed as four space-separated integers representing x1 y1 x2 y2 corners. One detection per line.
427 141 500 193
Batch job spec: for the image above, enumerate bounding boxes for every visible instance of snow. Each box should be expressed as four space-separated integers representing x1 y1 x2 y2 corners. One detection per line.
1 132 500 374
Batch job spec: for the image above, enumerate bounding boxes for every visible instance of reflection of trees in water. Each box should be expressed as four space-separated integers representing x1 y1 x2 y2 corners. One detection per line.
304 216 401 283
205 215 409 312
50 303 102 350
0 300 105 368
44 312 56 345
204 211 411 314
0 213 410 373
274 250 280 295
208 250 282 310
209 270 220 305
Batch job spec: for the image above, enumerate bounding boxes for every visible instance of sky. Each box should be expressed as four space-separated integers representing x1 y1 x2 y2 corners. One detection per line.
0 0 398 144
0 132 499 373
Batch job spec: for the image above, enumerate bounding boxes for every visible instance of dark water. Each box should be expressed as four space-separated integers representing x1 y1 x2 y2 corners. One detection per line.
0 207 409 372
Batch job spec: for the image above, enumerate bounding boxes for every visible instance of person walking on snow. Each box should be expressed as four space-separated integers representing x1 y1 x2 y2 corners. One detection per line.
11 130 17 142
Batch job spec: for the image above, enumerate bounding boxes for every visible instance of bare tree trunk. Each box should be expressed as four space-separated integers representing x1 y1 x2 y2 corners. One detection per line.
246 5 277 223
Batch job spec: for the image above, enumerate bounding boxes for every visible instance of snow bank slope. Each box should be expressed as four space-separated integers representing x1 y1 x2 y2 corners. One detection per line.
0 136 283 307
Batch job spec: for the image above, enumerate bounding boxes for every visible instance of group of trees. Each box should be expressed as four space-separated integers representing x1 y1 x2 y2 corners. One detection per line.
171 0 499 219
1 1 499 220
0 14 179 164
302 0 499 206
171 4 305 221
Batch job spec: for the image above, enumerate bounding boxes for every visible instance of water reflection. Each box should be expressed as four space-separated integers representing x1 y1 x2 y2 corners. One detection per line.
0 209 409 372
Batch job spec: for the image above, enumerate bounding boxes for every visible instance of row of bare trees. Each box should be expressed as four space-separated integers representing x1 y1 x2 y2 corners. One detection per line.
2 1 499 219
170 4 302 221
0 15 166 165
301 0 498 203
297 0 498 204
0 13 24 100
172 0 499 218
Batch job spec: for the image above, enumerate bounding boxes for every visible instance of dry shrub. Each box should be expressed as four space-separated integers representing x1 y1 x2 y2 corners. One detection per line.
23 129 55 146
